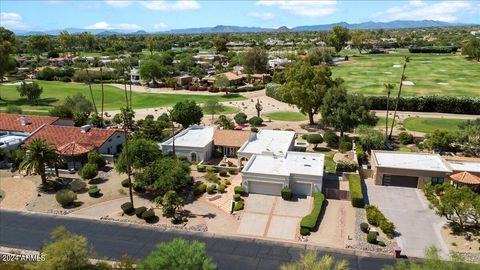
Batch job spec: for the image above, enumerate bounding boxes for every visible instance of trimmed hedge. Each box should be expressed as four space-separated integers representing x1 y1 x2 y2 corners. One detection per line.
300 192 325 234
356 145 366 164
408 46 458 53
348 174 364 208
55 189 77 207
194 182 207 196
141 209 156 222
234 186 245 196
281 187 293 200
336 161 358 172
365 205 396 239
88 186 101 197
135 206 147 218
367 96 480 115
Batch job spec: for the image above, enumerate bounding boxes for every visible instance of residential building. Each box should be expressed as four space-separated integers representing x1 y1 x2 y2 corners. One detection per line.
237 130 296 163
242 151 324 196
160 126 215 162
213 129 252 157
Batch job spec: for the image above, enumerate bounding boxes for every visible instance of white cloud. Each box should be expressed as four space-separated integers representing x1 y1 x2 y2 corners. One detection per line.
248 12 275 21
256 0 338 18
0 12 30 30
153 22 168 30
105 0 132 8
140 0 199 11
371 1 478 22
85 21 141 31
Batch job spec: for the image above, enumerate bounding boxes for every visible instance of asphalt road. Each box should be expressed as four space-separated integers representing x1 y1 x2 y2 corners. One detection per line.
0 210 398 270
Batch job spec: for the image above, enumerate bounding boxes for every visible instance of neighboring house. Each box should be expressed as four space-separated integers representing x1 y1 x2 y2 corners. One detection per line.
0 114 72 150
443 156 480 191
160 126 215 163
242 151 324 196
250 74 272 84
24 124 125 170
213 129 252 157
176 75 193 86
130 67 141 83
371 151 452 188
237 130 296 165
208 72 245 86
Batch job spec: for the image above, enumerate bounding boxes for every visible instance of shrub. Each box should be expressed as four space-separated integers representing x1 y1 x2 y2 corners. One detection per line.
300 227 310 236
88 186 101 197
365 205 382 226
205 172 219 182
79 163 98 180
141 209 156 222
355 145 366 164
306 134 323 147
301 134 308 140
367 232 377 244
133 182 145 193
233 201 244 211
234 186 245 195
360 222 369 233
233 194 241 201
223 179 231 186
219 171 228 177
228 168 238 175
281 187 293 200
323 131 339 147
194 182 207 196
206 166 217 173
398 131 414 145
234 112 248 125
380 219 395 239
121 179 130 188
251 127 259 133
55 189 77 207
300 192 325 234
197 165 206 172
135 206 147 218
348 174 364 208
248 116 263 127
339 140 353 153
206 184 217 194
87 151 106 168
336 161 358 172
218 184 226 193
5 105 22 114
121 202 134 214
377 241 386 247
68 179 86 192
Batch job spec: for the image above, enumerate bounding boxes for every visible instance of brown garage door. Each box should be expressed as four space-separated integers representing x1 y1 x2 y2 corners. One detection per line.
383 175 419 188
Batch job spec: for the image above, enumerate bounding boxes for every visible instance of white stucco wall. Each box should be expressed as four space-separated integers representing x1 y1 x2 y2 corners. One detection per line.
97 132 125 155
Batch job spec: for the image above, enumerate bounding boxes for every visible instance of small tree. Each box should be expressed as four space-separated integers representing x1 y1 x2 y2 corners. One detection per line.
398 131 414 145
87 151 106 168
306 134 323 149
79 163 98 181
203 98 224 121
157 190 184 219
357 125 386 151
171 100 203 128
281 250 348 270
20 139 61 185
425 130 454 151
255 99 263 117
436 186 475 230
16 81 43 104
214 115 235 130
140 238 217 270
213 75 230 95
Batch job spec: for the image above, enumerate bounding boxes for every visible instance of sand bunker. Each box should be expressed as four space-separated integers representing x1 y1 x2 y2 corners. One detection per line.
393 64 402 68
402 81 415 86
437 82 449 85
384 72 392 74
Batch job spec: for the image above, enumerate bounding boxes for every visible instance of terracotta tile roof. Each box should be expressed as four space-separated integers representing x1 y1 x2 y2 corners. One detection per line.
57 142 95 156
450 171 480 185
218 72 243 81
444 156 480 162
24 125 119 151
0 114 59 133
213 129 251 148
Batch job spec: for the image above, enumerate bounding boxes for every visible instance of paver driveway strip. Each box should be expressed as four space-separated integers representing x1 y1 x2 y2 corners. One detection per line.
244 194 275 214
267 216 300 240
273 196 311 217
237 213 269 236
366 185 449 258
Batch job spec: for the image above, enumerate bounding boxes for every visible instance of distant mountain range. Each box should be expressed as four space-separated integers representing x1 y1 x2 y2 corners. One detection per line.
15 20 472 36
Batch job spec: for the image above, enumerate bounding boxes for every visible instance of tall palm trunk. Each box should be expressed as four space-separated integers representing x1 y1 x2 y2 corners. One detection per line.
123 74 129 108
169 110 176 159
100 67 105 123
389 57 410 140
86 69 98 115
122 70 134 207
384 83 394 137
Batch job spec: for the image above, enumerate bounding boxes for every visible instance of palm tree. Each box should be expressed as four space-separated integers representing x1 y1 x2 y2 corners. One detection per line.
389 56 410 140
281 251 349 270
100 66 105 124
85 69 98 115
20 139 61 185
384 83 394 137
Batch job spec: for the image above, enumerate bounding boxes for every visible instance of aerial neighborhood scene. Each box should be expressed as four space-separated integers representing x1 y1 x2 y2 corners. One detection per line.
1 0 480 269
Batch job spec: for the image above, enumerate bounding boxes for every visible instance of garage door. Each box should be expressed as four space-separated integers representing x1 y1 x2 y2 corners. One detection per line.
248 181 283 196
291 182 312 196
383 175 419 188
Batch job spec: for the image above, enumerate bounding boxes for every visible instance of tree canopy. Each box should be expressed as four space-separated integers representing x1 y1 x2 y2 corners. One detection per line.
242 47 268 74
328 26 350 53
115 138 163 173
171 100 203 128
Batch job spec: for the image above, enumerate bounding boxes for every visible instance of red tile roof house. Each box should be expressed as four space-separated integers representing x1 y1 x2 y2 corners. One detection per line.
1 114 124 170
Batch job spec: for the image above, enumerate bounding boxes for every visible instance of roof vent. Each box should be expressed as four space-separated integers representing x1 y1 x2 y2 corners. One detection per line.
80 124 93 133
19 116 29 126
304 164 312 167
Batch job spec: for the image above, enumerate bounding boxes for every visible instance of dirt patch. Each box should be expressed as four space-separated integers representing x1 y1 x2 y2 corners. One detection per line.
441 225 480 254
0 170 37 210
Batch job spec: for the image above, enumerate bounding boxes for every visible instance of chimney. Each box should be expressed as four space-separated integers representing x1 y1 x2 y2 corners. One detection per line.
80 124 92 133
19 116 28 126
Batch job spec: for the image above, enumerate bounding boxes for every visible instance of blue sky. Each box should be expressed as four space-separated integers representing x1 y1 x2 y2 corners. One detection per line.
1 0 479 32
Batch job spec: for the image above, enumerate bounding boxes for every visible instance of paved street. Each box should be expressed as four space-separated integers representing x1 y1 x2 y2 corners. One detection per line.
366 185 449 258
0 210 397 270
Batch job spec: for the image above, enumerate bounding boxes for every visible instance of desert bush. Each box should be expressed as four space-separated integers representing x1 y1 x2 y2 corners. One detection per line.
248 116 263 127
323 131 339 147
233 194 241 201
68 179 86 192
234 112 248 125
135 206 147 218
360 222 369 233
234 186 245 195
233 201 244 211
380 219 396 239
223 179 231 186
206 184 217 195
228 168 238 175
87 186 101 197
196 165 206 172
339 139 353 153
355 145 366 164
194 182 207 196
218 184 226 193
55 189 77 207
121 202 134 214
87 151 106 168
79 163 98 180
300 227 310 236
367 232 377 244
365 205 383 226
219 171 228 177
398 131 414 145
141 209 156 222
205 172 219 182
121 179 130 188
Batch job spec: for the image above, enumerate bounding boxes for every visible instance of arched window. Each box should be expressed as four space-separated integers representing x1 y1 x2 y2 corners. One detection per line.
190 152 197 162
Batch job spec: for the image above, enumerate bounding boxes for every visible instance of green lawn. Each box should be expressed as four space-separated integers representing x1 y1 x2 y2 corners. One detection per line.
402 117 467 133
263 111 308 121
375 116 397 128
332 53 480 97
324 151 336 173
0 81 245 112
202 105 240 115
396 147 412 152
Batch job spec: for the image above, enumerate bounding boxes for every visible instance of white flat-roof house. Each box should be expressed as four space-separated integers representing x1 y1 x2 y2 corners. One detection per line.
242 151 325 196
237 130 295 163
160 126 214 162
371 151 452 188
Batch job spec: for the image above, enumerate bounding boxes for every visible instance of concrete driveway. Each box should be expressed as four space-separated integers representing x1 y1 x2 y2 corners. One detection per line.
366 185 449 258
237 194 311 241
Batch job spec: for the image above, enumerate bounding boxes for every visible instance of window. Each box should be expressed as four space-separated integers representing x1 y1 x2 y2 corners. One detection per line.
190 152 197 162
431 177 444 185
